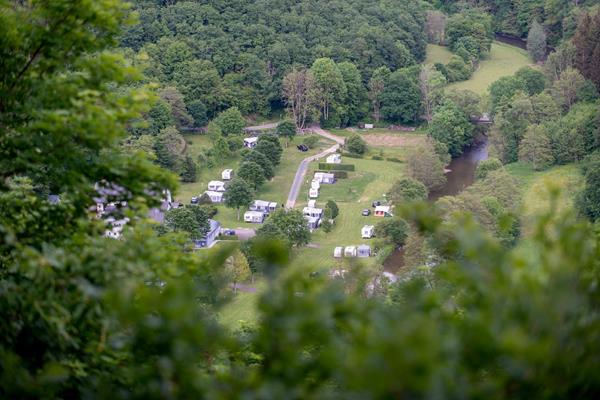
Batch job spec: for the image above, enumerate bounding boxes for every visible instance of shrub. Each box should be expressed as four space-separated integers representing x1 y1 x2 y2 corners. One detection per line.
303 135 320 149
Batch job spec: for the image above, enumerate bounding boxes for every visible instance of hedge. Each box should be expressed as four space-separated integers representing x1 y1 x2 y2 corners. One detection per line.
318 163 355 171
342 152 364 159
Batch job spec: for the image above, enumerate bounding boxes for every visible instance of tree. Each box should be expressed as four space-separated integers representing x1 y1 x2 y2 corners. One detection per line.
238 161 265 189
224 179 254 220
324 200 339 220
262 209 310 246
212 136 232 163
387 177 428 204
282 68 318 129
159 86 193 128
573 12 600 90
552 67 586 110
489 76 526 112
165 206 210 241
419 64 446 122
544 41 576 82
515 67 547 96
337 61 367 126
180 155 197 182
527 20 547 62
154 126 185 173
518 125 555 170
475 158 503 180
214 107 245 136
310 58 347 124
380 68 422 123
577 153 600 221
345 134 368 156
406 138 446 190
186 99 208 127
374 218 409 247
255 134 283 166
368 67 390 123
277 120 297 146
428 101 473 157
445 90 481 119
243 150 274 179
145 99 175 135
225 250 251 294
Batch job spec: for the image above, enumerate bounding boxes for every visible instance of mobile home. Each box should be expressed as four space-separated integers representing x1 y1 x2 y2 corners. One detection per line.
221 169 234 180
357 244 372 258
194 219 221 249
303 207 324 218
207 180 226 192
204 191 224 203
243 137 258 148
333 246 344 258
314 172 336 184
244 210 265 224
250 200 278 214
361 225 375 239
311 179 321 190
374 205 392 217
305 215 321 230
344 246 357 257
326 154 342 164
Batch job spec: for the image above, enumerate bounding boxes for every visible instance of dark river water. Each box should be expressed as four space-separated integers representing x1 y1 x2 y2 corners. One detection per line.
383 136 489 273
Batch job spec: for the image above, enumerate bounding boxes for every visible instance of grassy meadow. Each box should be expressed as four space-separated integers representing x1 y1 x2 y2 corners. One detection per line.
425 44 454 65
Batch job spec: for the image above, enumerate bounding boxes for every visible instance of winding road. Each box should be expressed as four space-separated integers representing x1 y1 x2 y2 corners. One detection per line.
285 127 345 209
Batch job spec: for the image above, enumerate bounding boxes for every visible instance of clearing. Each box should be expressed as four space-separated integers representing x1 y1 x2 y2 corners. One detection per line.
446 41 532 94
425 44 454 65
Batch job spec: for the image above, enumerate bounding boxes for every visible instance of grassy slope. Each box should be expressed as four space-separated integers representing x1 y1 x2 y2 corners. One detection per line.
425 44 454 65
506 162 584 233
447 42 532 94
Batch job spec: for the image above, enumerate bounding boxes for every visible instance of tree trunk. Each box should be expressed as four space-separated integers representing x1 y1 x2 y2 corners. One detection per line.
237 208 240 220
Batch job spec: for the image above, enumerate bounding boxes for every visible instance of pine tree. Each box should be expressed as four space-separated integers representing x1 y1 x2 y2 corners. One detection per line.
527 20 547 62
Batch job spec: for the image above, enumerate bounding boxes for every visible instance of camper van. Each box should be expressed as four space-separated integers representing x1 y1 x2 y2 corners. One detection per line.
244 210 265 224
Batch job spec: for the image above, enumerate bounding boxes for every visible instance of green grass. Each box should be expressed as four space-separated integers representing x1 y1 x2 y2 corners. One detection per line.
425 44 454 65
447 41 532 94
293 157 406 270
219 290 260 329
506 162 583 233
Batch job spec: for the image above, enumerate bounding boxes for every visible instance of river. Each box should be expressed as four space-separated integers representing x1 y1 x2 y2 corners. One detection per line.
383 136 489 273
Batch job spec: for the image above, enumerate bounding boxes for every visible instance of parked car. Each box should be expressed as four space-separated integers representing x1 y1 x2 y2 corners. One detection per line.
297 144 309 152
361 209 371 216
372 200 382 207
222 229 236 236
190 196 199 204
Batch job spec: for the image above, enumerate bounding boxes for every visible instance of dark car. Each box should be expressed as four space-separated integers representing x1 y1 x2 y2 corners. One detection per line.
190 196 199 204
297 144 309 152
372 200 382 207
222 229 236 236
361 209 371 216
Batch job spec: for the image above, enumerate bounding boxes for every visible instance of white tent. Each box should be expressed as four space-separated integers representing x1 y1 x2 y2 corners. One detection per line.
361 225 375 239
326 154 342 164
344 246 357 257
333 247 344 258
243 137 258 148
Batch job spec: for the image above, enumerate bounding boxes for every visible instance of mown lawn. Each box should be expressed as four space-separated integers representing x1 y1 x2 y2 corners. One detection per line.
294 156 406 270
425 44 454 65
219 289 261 330
506 162 584 234
447 41 532 94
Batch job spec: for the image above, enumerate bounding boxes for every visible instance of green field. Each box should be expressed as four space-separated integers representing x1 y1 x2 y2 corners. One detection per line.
506 162 583 233
447 42 532 94
425 44 454 65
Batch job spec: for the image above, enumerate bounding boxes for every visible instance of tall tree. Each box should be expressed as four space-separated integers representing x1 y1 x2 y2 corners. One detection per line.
164 206 210 241
573 12 600 90
551 67 586 110
255 134 283 166
367 67 390 123
276 120 297 147
428 101 473 157
238 161 265 189
282 69 318 129
387 177 428 204
419 64 447 122
224 179 254 220
527 20 547 62
225 250 251 294
261 209 310 247
380 68 422 123
310 58 347 123
406 138 447 190
214 107 245 136
159 86 193 128
518 125 555 170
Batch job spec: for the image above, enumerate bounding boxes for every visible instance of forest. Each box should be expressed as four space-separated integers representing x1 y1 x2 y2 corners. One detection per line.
1 0 600 398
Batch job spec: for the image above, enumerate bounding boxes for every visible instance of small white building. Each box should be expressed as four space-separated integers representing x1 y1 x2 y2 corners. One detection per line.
357 244 372 258
344 246 357 257
374 205 392 217
221 169 234 180
204 190 224 203
305 215 321 230
244 210 265 223
361 225 375 239
307 199 317 208
309 187 319 198
314 172 336 184
303 207 323 218
243 137 258 148
207 180 226 192
334 246 344 258
311 179 321 190
326 154 342 164
250 200 278 214
364 123 374 129
195 219 221 249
